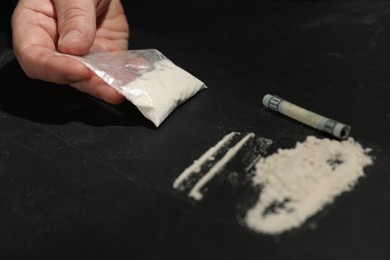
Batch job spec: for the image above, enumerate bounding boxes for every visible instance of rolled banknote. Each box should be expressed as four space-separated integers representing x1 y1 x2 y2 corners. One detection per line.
262 94 351 140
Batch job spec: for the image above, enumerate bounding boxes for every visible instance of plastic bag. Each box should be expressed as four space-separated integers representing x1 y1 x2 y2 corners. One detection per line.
68 49 207 127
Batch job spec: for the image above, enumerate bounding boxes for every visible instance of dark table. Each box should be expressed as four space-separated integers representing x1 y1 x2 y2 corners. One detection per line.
1 0 390 259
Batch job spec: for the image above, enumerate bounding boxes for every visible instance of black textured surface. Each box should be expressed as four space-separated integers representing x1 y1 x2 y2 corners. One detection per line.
1 1 390 259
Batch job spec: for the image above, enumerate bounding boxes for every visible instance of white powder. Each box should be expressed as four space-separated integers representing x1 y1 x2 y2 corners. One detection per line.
244 136 373 235
173 132 255 200
188 133 255 200
172 132 374 235
173 132 238 190
120 59 206 127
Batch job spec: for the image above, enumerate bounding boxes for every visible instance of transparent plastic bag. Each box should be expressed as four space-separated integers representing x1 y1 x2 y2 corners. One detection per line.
68 49 207 127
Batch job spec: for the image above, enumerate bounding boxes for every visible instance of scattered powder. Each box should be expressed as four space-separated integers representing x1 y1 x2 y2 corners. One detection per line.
244 136 373 235
188 133 255 200
244 137 273 172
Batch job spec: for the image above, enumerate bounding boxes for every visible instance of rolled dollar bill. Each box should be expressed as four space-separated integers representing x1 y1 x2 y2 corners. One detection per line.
262 94 351 140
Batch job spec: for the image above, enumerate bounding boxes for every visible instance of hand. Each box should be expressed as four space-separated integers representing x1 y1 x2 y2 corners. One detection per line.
11 0 129 104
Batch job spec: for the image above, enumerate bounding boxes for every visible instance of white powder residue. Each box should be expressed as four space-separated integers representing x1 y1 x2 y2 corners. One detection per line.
188 133 255 200
120 59 206 127
173 132 238 190
244 137 273 172
244 136 373 235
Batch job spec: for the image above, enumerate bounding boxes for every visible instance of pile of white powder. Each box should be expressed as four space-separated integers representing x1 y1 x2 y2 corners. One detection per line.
244 136 373 235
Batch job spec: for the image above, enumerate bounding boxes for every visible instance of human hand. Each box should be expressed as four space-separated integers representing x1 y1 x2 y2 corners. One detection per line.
11 0 129 104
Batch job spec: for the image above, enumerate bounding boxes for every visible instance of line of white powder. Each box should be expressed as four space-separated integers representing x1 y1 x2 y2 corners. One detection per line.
173 132 238 189
189 133 255 200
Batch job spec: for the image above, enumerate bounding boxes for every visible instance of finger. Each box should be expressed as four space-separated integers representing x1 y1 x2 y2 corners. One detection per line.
11 3 58 55
17 46 91 85
11 2 91 85
54 0 97 55
71 75 125 104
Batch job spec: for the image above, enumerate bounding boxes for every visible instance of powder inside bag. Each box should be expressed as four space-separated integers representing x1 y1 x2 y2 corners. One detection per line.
65 49 206 127
120 59 206 127
244 136 373 235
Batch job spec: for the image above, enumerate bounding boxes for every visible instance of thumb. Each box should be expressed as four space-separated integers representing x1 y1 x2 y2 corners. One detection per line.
55 0 97 55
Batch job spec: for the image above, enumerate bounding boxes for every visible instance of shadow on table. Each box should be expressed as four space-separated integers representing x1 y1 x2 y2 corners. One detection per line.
0 32 14 69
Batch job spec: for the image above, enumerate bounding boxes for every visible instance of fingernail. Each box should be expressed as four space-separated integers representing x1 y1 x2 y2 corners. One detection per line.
59 30 81 46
